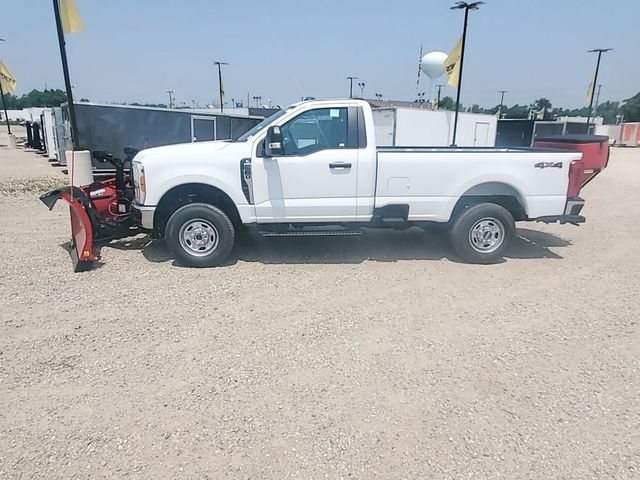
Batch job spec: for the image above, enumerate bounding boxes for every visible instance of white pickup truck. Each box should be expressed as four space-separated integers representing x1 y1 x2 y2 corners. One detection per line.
130 99 591 266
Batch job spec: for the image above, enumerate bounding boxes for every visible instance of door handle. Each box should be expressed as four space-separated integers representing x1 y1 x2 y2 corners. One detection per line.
329 162 352 169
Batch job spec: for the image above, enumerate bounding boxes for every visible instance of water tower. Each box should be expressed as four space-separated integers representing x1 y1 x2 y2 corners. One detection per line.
420 51 447 106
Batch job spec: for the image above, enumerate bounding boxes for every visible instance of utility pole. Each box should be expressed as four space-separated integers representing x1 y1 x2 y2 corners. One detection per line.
213 61 228 113
450 1 483 146
498 90 507 118
594 84 602 120
586 48 612 129
0 77 10 134
52 0 79 146
435 84 446 110
166 89 175 109
0 39 10 135
346 76 359 98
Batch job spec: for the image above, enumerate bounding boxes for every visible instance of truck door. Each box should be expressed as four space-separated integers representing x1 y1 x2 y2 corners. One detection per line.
251 107 359 222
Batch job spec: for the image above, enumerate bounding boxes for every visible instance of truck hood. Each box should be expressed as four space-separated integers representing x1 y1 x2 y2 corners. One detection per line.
134 141 232 165
134 139 253 207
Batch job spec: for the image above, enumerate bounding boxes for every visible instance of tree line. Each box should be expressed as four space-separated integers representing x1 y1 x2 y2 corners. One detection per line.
3 88 640 123
438 94 640 123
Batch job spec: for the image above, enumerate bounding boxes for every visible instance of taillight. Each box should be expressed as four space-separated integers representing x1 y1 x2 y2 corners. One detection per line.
567 160 584 197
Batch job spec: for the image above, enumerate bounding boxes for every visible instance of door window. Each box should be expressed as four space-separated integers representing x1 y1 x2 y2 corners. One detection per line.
280 108 347 155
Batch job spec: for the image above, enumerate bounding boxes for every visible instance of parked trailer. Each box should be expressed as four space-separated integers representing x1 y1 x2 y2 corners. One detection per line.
618 122 640 147
41 109 58 160
58 103 266 170
52 107 68 166
496 119 534 147
595 124 621 145
372 107 497 147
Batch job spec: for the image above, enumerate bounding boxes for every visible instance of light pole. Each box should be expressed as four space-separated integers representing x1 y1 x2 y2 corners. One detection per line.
0 38 11 135
52 0 79 146
450 1 483 146
594 84 602 118
435 84 446 110
346 76 359 98
586 48 612 129
253 96 262 107
213 60 228 113
498 90 507 118
166 89 175 109
358 82 365 98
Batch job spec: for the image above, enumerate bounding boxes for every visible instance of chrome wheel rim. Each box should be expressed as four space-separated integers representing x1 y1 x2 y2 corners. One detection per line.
469 217 505 254
178 219 219 256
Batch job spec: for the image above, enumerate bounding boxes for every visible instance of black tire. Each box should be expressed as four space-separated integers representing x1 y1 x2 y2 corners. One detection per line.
165 203 235 267
450 203 515 264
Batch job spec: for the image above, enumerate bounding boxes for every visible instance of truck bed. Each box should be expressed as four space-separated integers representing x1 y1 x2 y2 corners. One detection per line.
374 147 582 222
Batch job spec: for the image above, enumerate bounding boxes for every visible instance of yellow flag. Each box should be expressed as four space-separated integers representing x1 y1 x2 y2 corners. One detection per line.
585 73 595 103
60 0 84 33
444 37 463 88
0 60 17 92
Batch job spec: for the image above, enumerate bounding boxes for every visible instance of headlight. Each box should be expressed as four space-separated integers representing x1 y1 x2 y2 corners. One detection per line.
132 161 146 204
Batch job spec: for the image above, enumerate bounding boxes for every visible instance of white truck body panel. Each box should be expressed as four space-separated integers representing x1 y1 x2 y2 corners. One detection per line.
132 99 581 227
375 149 577 221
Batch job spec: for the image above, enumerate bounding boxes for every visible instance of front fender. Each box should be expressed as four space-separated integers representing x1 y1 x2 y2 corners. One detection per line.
151 175 247 207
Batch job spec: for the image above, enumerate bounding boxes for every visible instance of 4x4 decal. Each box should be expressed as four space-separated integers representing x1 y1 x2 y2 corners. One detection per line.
534 162 563 169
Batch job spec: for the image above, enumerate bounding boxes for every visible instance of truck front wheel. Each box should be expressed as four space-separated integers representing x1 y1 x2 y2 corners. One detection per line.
165 203 235 267
450 203 515 264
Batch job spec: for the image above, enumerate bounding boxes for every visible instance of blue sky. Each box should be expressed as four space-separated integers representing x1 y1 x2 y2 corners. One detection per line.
1 0 638 108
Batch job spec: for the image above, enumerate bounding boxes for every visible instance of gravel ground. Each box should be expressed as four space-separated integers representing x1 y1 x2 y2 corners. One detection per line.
1 130 639 479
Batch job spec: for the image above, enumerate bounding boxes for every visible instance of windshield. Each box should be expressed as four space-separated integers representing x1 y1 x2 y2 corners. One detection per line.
234 108 291 142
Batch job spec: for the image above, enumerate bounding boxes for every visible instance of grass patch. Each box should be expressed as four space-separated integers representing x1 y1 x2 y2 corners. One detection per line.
0 177 67 196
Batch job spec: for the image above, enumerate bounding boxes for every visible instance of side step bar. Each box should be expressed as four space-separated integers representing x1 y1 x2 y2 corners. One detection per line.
260 230 362 237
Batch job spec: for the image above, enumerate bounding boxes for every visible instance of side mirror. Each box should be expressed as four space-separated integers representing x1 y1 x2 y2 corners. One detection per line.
265 125 283 156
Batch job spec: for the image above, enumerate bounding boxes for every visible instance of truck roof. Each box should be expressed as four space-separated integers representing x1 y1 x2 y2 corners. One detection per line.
289 98 369 108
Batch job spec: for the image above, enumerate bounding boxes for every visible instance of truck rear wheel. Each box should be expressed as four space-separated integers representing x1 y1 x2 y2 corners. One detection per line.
165 203 235 267
450 203 514 264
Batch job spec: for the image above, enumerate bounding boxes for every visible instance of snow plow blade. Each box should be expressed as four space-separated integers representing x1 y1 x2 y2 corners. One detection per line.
40 186 100 272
